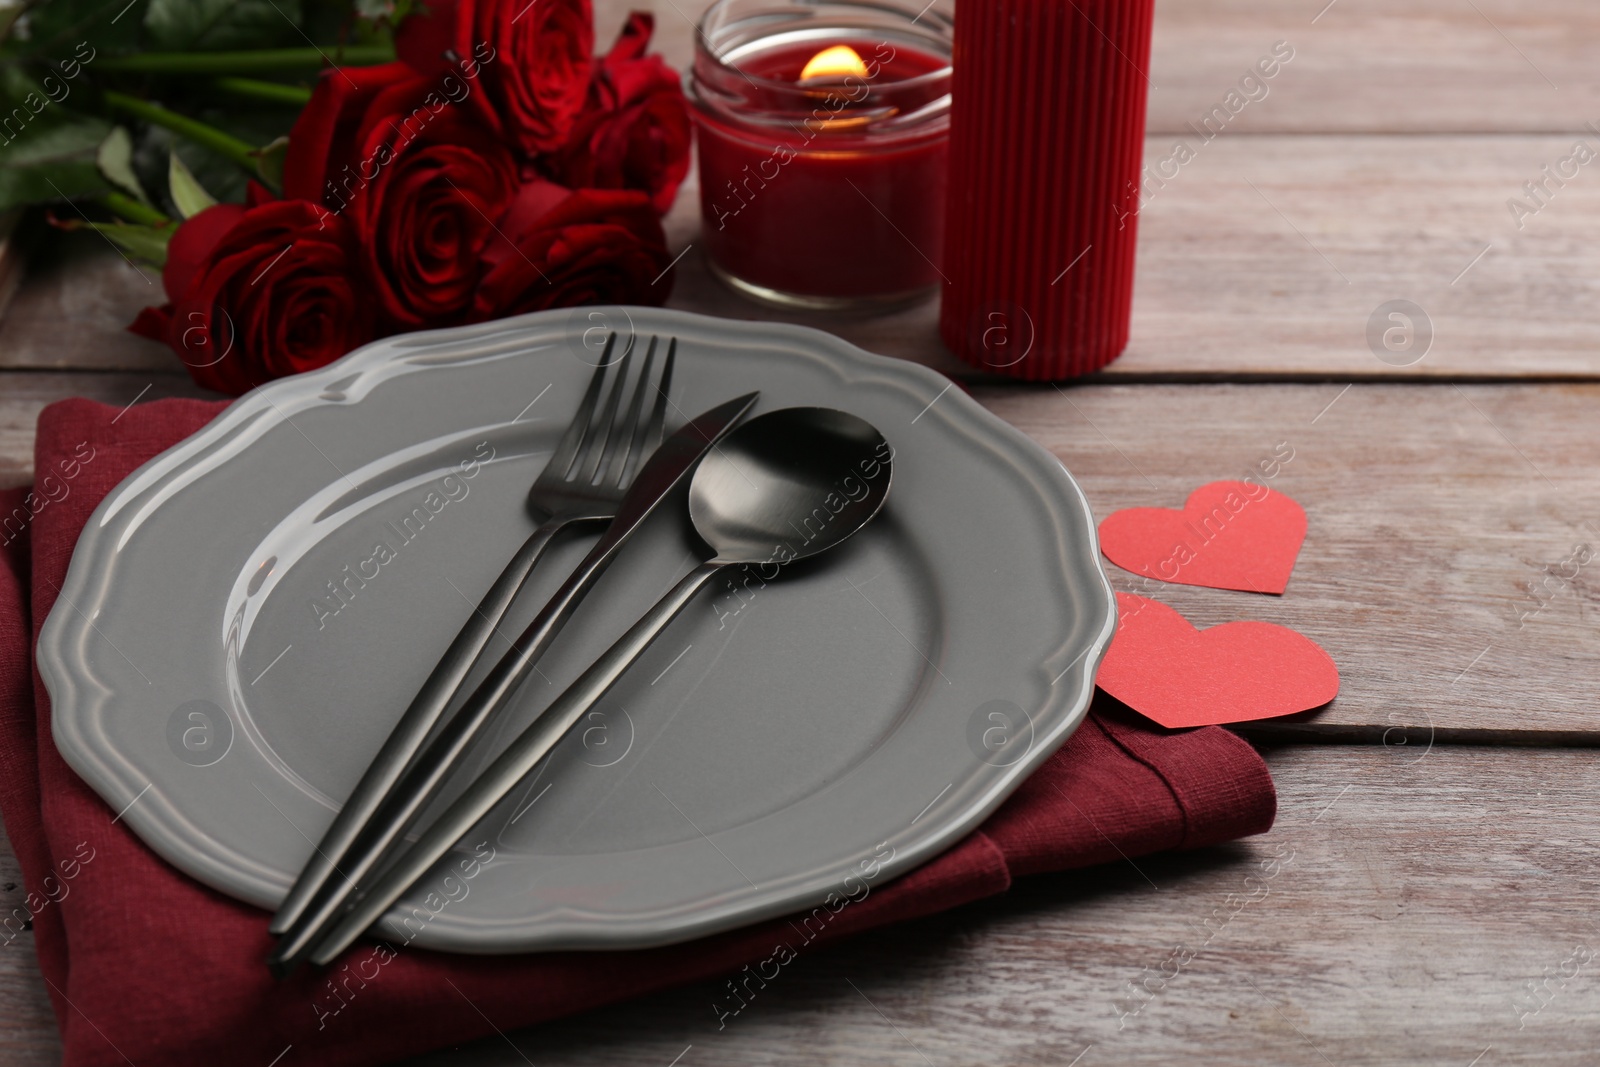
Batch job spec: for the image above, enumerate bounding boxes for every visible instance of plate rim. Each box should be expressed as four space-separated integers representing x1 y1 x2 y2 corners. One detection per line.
39 306 1117 952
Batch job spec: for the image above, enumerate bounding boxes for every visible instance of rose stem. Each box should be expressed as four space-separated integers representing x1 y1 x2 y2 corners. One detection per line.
212 78 315 107
100 192 171 228
102 91 260 174
95 45 395 74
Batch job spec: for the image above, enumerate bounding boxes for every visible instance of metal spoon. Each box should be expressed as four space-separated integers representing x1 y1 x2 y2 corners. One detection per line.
305 406 893 965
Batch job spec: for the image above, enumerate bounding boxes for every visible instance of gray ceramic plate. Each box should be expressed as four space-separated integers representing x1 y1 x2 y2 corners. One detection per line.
39 307 1115 954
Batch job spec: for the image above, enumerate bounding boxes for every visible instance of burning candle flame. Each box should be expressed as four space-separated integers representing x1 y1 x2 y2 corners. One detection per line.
799 44 870 83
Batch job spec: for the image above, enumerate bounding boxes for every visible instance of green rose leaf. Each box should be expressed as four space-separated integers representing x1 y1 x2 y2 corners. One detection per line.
97 127 154 205
0 68 111 161
0 161 107 213
253 134 288 192
0 71 112 211
167 149 218 218
10 5 142 61
143 0 306 52
0 112 111 166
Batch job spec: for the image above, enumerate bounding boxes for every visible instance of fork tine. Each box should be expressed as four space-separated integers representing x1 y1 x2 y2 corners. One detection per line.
603 336 658 489
641 337 675 456
580 333 635 484
548 334 614 480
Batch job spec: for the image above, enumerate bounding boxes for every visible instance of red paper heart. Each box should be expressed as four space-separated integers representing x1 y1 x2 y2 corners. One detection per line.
1098 480 1307 594
1096 593 1338 728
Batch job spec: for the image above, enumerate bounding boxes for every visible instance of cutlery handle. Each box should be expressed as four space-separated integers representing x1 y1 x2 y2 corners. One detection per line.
270 511 660 969
307 560 727 965
269 517 584 936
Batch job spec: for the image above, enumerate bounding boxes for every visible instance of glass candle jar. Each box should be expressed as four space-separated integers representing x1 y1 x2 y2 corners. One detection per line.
690 0 953 311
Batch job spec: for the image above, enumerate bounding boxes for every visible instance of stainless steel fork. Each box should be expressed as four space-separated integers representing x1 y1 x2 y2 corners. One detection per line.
268 332 675 948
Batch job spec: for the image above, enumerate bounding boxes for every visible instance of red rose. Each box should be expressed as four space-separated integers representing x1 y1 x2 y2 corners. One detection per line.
285 67 520 331
396 0 594 157
548 13 691 214
280 61 414 205
470 179 673 320
129 201 376 395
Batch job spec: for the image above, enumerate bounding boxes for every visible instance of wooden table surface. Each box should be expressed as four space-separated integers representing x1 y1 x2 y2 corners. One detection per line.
4 0 1600 1062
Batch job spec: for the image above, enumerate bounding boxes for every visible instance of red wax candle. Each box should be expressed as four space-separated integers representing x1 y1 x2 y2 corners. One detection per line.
691 0 953 310
940 0 1155 378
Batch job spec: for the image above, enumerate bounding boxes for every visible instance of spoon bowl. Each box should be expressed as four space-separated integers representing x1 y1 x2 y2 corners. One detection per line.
689 407 893 566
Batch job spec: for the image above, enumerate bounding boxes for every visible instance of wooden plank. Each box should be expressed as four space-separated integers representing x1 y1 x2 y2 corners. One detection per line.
0 231 177 374
13 133 1600 380
6 747 1598 1065
644 0 1600 136
1144 0 1600 135
399 745 1600 1065
1116 133 1600 381
1159 0 1600 136
0 815 56 1067
985 381 1600 739
670 132 1600 382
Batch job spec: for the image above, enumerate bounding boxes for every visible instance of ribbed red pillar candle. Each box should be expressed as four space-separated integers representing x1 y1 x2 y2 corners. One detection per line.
940 0 1155 379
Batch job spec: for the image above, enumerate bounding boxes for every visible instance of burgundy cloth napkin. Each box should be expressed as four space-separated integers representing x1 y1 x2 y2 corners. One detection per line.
0 398 1277 1067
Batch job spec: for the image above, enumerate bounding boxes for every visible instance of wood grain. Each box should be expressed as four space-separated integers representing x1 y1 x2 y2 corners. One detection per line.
668 132 1600 382
399 745 1600 1066
1143 0 1600 135
0 232 176 374
1119 133 1600 380
983 381 1600 739
18 132 1600 381
643 0 1600 136
0 820 59 1067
